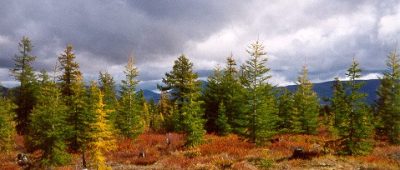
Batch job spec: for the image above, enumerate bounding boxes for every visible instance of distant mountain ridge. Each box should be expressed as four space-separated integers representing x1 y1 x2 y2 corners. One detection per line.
0 85 8 97
1 80 381 105
142 79 381 104
285 79 380 104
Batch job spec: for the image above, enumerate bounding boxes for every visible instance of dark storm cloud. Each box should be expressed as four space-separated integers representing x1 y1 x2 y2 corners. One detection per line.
0 0 246 67
1 0 400 88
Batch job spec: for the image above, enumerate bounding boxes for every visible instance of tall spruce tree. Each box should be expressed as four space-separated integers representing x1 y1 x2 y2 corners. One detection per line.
162 55 200 105
10 36 37 135
58 44 85 151
162 55 202 130
203 55 246 134
221 56 247 135
116 57 143 138
72 74 92 154
240 41 279 144
330 77 349 136
293 65 320 134
336 59 373 155
203 66 224 132
98 71 117 126
376 50 400 144
163 55 205 146
27 72 71 167
58 44 81 103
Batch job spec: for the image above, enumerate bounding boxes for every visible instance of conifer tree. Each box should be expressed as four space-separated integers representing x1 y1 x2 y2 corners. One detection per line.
162 55 202 130
142 99 151 131
137 90 150 131
10 36 37 135
0 97 16 152
241 41 279 144
57 44 85 151
163 55 205 146
203 56 246 135
330 77 349 136
157 85 172 131
277 89 300 133
98 71 117 126
27 72 71 167
87 83 115 169
203 66 224 132
148 99 163 132
72 74 92 154
182 98 206 146
335 59 373 155
221 56 247 135
293 65 320 134
376 50 400 144
116 57 143 138
215 102 231 136
58 44 81 103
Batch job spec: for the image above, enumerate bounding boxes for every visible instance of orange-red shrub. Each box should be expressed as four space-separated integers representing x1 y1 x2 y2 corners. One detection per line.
199 134 254 158
107 133 185 165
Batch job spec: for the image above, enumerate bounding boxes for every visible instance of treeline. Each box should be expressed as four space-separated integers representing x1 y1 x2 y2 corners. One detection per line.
0 37 399 168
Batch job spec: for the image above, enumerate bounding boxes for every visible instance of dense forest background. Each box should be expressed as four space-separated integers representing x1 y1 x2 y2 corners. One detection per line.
0 36 399 169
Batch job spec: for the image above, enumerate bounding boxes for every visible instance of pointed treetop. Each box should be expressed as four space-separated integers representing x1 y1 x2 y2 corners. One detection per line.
386 48 400 79
298 64 311 85
226 54 237 74
246 40 266 58
346 57 362 80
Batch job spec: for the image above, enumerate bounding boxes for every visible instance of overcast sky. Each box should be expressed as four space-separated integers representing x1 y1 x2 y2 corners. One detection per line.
1 0 399 90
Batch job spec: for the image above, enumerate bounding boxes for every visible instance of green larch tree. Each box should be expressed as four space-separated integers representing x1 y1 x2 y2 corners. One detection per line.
157 85 172 131
215 102 232 136
58 44 81 104
293 65 320 134
10 36 37 135
148 99 164 132
376 49 400 144
162 55 202 130
221 56 247 135
137 90 150 131
337 59 374 155
27 71 71 167
240 41 279 144
203 66 224 132
181 96 206 147
330 77 349 136
277 88 300 133
72 74 92 156
57 44 86 151
116 57 143 138
163 55 205 146
202 55 246 135
98 71 118 126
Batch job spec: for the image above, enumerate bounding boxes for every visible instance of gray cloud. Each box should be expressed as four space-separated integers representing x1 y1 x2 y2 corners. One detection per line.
1 0 400 89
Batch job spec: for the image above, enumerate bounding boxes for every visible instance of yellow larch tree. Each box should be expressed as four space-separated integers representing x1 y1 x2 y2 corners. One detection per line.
87 83 116 169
